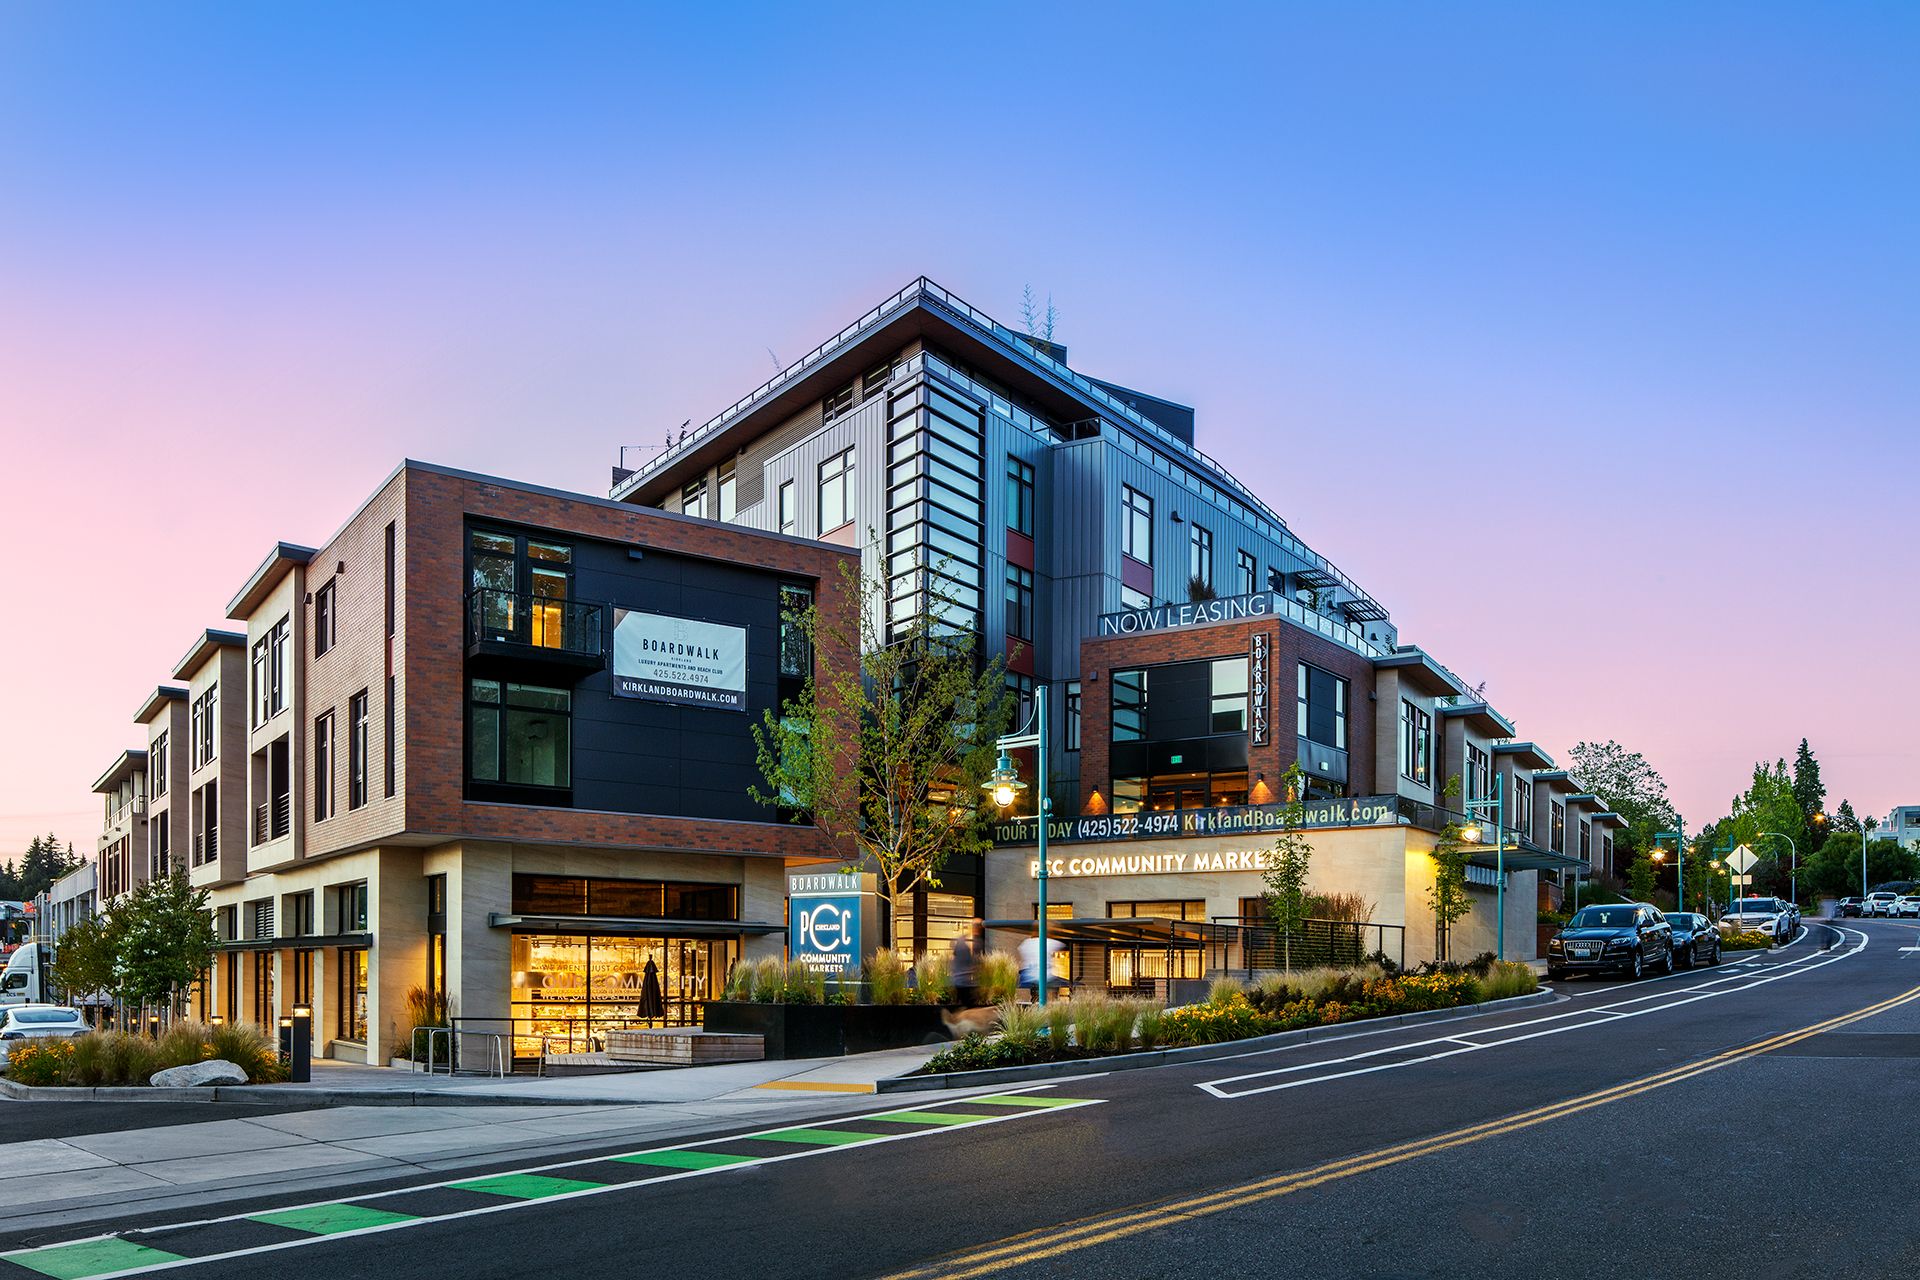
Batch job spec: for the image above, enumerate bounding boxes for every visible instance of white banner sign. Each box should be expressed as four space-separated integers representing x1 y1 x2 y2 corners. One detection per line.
612 609 747 711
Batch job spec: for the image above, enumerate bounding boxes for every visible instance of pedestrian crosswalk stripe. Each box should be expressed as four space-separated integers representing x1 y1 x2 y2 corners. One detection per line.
755 1127 884 1146
450 1174 606 1199
5 1239 183 1280
250 1204 417 1235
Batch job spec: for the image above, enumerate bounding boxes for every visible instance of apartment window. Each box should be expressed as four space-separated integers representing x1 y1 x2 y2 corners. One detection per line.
1551 801 1567 853
332 881 369 935
1006 457 1035 536
818 447 855 532
823 383 854 422
860 360 893 403
1400 699 1432 786
1296 663 1348 749
313 711 335 821
151 731 169 797
1466 745 1492 812
1237 549 1258 597
1122 485 1153 565
1004 565 1034 642
1210 658 1247 734
251 618 289 727
778 584 813 679
289 891 315 937
1580 821 1593 863
680 479 706 519
338 949 368 1042
384 675 396 799
778 480 796 535
1512 776 1533 838
1189 524 1213 590
468 680 571 788
191 686 218 768
717 458 737 522
348 690 369 810
383 521 396 637
150 821 170 880
1065 681 1081 752
1006 674 1035 726
1113 669 1148 742
315 580 337 656
1603 833 1614 871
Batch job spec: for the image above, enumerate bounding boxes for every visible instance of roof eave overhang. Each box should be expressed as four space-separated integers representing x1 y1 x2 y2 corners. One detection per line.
1438 701 1518 738
134 685 189 726
91 749 148 794
1492 741 1555 770
1374 650 1467 698
226 543 317 619
171 629 246 680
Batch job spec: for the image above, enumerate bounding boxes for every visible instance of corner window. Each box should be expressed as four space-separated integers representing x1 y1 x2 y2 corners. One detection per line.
315 581 337 656
1006 456 1035 536
1399 699 1432 786
468 680 571 789
818 447 855 532
1122 485 1152 565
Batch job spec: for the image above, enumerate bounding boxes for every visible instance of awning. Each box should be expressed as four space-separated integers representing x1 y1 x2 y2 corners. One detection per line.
217 932 371 952
982 916 1231 947
488 913 787 938
1467 841 1583 872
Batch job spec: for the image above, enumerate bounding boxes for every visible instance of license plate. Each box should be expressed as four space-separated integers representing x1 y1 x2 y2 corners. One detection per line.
1569 945 1596 957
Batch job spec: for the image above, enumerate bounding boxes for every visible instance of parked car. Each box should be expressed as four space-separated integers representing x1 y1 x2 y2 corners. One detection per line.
1662 913 1722 968
1722 897 1793 941
1547 904 1674 981
0 1005 88 1058
1895 896 1920 919
1837 897 1864 918
1865 891 1900 917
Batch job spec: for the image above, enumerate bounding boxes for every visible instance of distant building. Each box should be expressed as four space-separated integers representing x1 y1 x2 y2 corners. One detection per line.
1881 806 1920 850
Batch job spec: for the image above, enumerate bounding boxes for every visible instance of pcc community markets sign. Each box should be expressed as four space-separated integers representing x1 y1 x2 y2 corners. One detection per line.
787 872 878 972
613 609 747 711
1028 848 1283 879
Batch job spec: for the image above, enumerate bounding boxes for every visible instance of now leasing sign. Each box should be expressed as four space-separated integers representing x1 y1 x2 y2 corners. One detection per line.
613 609 747 711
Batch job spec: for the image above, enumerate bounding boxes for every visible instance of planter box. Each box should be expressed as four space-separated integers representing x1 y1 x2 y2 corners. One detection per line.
702 1002 955 1060
605 1028 763 1066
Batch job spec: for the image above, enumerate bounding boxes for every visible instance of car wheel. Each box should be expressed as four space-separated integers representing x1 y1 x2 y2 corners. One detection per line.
1660 947 1675 975
1628 950 1644 980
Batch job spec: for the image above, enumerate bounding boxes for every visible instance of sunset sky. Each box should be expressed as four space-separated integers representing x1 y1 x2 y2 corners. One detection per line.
2 4 1915 856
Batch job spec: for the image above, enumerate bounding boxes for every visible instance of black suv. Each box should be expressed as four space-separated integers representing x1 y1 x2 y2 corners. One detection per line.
1547 904 1674 981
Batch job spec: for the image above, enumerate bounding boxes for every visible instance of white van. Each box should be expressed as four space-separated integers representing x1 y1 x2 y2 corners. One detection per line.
0 941 49 1006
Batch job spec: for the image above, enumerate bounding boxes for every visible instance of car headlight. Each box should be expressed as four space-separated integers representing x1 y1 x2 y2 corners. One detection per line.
1548 939 1564 951
1605 938 1632 950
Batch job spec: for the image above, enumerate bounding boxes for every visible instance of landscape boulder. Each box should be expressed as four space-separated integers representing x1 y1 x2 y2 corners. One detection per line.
149 1059 249 1089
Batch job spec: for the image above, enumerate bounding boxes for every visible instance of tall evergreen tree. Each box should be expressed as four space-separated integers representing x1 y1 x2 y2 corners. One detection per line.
1790 740 1827 829
1833 799 1861 833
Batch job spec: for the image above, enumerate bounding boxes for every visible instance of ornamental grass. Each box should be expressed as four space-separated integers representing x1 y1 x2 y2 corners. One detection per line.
976 953 1019 1004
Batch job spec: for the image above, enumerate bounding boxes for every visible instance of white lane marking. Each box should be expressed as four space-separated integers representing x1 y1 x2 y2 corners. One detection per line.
1198 926 1869 1099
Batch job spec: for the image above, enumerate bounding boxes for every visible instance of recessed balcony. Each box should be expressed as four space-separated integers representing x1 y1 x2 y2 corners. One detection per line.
465 589 608 676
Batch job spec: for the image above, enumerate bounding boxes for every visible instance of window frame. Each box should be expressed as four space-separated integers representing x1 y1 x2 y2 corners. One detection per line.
313 710 335 822
1189 524 1213 589
1122 485 1153 565
1004 564 1034 642
315 580 337 656
348 690 369 811
777 479 796 535
818 447 855 533
1400 699 1432 786
1006 456 1035 536
1237 549 1258 597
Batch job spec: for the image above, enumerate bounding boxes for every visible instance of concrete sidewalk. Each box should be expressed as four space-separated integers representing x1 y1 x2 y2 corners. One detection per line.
0 1045 948 1236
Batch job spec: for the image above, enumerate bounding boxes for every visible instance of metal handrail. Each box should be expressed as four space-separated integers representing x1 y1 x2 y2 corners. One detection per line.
464 589 606 657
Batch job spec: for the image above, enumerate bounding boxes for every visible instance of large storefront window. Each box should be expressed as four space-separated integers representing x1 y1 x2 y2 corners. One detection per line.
510 934 737 1056
892 890 975 963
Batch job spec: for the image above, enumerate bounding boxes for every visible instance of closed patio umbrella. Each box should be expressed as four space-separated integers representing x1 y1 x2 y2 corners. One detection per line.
638 957 666 1022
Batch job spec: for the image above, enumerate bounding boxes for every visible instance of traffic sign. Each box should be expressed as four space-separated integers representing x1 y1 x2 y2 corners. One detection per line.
1730 874 1753 887
1726 844 1758 874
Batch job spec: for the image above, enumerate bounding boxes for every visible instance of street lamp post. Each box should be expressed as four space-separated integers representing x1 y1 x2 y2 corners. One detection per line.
1461 774 1506 960
1755 832 1798 906
984 685 1051 1005
1653 825 1687 913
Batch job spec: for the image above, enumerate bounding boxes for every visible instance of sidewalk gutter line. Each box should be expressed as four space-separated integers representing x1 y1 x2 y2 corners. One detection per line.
877 989 1558 1093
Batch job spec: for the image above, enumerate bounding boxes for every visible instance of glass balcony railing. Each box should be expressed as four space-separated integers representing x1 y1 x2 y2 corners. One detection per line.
464 589 608 667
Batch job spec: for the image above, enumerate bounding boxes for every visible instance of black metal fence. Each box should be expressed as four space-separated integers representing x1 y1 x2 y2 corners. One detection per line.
1213 916 1406 975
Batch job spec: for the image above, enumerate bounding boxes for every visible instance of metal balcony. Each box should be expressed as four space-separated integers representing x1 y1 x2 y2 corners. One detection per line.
464 589 608 675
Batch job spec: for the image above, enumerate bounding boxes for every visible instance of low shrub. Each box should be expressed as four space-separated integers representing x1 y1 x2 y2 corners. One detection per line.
749 956 785 1004
206 1022 286 1083
1042 999 1074 1049
1135 1004 1167 1050
913 953 954 1004
1206 975 1245 1006
1721 929 1774 951
6 1040 74 1086
866 949 910 1006
781 963 828 1005
723 960 753 1002
8 1023 286 1087
1161 994 1269 1044
996 1001 1042 1051
977 952 1019 1005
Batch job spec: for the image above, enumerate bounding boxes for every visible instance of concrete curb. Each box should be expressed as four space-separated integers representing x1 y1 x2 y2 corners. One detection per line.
877 988 1558 1093
0 1077 647 1107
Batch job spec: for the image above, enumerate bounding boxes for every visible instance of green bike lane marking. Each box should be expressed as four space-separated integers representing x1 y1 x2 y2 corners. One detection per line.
0 1090 1104 1280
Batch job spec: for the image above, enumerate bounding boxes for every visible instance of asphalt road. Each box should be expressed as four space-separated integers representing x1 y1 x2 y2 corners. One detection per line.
6 918 1918 1279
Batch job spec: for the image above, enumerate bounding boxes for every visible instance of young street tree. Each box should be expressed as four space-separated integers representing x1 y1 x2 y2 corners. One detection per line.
112 872 219 1015
1428 776 1474 962
752 557 1016 953
49 913 120 1008
1259 765 1314 972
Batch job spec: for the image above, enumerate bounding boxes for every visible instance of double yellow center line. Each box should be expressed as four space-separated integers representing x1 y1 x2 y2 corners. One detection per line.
883 982 1920 1280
